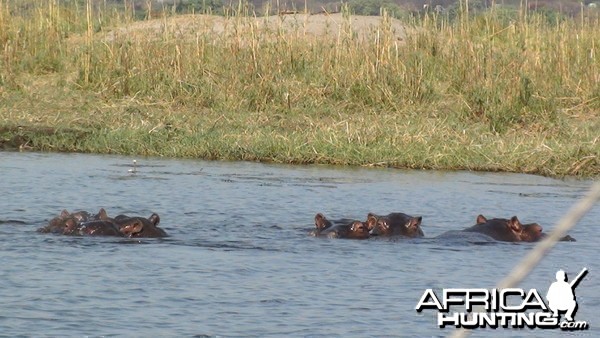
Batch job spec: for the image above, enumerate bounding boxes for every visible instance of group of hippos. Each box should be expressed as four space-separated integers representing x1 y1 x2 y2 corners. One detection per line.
37 208 575 243
37 208 168 238
311 211 576 242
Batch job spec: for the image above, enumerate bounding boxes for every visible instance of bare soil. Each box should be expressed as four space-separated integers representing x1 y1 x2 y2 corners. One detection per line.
101 13 406 42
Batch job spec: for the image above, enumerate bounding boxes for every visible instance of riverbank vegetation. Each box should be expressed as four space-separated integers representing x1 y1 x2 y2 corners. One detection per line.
0 0 598 177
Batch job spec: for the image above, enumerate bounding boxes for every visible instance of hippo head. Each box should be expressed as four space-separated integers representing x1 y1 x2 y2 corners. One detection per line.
520 222 544 242
475 215 542 242
346 221 370 239
130 213 167 238
314 213 332 231
39 210 79 234
370 214 423 238
112 212 166 238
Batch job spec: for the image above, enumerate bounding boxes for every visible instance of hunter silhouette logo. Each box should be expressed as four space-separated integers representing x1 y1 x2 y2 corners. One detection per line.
416 268 589 330
546 268 588 323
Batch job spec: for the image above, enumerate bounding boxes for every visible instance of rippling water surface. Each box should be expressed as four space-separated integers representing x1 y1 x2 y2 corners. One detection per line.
0 152 598 337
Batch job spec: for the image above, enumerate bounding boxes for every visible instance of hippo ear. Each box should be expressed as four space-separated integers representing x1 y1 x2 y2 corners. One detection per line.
149 213 160 226
97 208 109 220
60 209 70 218
405 216 422 228
315 213 325 226
120 220 144 237
508 216 523 232
476 215 487 224
367 214 378 230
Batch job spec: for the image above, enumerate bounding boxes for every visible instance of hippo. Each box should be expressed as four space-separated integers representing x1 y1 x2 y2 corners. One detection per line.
311 213 334 236
38 208 113 234
113 213 167 238
311 213 358 237
38 208 121 237
311 213 370 239
38 209 167 238
369 212 424 238
462 214 575 242
319 220 371 239
127 216 167 238
38 210 85 234
314 213 333 232
37 209 71 234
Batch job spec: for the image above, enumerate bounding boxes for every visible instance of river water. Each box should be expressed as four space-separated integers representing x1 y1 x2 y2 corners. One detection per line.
0 152 597 337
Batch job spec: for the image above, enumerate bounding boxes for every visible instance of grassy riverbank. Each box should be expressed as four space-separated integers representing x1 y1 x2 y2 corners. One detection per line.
0 1 598 177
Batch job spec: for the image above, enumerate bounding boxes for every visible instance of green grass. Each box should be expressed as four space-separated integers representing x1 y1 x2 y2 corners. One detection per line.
0 0 598 177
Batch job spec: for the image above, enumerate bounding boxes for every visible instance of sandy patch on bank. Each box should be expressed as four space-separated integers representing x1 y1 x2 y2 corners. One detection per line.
101 13 406 42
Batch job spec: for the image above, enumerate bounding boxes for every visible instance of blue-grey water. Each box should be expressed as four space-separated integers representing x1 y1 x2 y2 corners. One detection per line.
0 151 598 337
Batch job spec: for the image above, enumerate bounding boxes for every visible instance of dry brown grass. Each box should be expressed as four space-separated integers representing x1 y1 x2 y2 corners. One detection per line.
1 2 598 177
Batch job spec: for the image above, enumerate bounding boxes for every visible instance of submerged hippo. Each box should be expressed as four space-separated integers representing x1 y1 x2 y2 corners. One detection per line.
37 210 75 234
463 215 543 242
311 213 370 239
38 209 168 238
369 212 424 238
311 213 355 236
113 213 167 238
38 209 105 234
462 215 575 242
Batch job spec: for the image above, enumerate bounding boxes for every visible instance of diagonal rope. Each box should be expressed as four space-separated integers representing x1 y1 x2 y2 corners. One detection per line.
448 181 600 338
